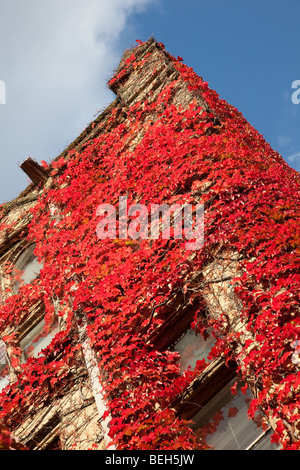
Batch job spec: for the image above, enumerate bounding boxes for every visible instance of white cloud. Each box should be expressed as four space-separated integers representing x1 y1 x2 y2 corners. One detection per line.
0 0 153 202
287 152 300 162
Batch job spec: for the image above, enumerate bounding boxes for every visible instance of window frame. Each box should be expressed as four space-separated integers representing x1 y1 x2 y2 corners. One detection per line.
172 325 216 374
189 376 280 451
0 339 10 392
12 244 43 292
19 318 59 363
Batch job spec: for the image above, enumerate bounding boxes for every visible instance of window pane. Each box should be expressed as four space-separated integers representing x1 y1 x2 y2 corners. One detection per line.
0 340 6 368
13 246 43 292
192 379 279 450
173 328 215 373
21 256 43 285
0 340 9 392
20 320 58 361
0 374 9 392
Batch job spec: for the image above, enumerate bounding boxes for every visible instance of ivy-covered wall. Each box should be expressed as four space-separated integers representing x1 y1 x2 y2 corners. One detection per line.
0 38 299 450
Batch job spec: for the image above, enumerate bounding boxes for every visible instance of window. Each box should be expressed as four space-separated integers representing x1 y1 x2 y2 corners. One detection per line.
0 339 10 392
191 378 280 450
20 319 58 362
173 327 215 373
13 245 43 292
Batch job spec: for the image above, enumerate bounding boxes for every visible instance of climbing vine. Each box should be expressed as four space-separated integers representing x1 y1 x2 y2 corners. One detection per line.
0 40 299 450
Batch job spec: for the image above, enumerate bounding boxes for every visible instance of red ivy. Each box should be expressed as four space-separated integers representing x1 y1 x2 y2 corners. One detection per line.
0 40 299 450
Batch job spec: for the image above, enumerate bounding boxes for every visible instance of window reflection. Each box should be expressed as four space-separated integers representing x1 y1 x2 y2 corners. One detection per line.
20 320 58 362
0 339 9 392
192 378 280 450
20 256 42 286
13 245 43 292
173 327 215 373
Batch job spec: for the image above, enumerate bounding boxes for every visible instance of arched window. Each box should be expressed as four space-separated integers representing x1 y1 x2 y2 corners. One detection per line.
20 319 58 362
0 339 10 392
11 246 59 364
173 327 215 374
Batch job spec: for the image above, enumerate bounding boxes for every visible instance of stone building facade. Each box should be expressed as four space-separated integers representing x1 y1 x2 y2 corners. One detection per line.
0 38 299 450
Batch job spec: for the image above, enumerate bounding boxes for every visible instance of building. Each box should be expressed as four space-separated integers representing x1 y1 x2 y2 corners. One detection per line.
0 38 299 450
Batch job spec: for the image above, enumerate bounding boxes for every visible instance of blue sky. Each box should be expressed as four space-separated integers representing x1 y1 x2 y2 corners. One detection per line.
0 0 299 203
128 0 300 173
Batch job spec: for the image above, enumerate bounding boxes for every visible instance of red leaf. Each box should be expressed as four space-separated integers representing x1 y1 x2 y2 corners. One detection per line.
230 381 238 396
227 407 238 418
